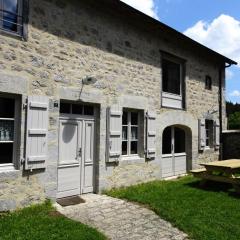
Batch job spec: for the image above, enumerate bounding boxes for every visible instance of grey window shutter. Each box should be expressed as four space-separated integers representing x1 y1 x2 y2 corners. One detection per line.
106 104 122 162
198 119 206 151
146 111 156 159
214 119 220 150
25 96 49 170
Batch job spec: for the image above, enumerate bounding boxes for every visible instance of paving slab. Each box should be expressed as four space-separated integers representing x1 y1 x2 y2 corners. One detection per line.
55 194 189 240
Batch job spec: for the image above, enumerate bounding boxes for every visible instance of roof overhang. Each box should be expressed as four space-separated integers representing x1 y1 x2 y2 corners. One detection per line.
98 0 237 66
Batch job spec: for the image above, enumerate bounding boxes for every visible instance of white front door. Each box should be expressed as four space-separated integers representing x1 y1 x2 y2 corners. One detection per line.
57 116 95 198
162 126 187 178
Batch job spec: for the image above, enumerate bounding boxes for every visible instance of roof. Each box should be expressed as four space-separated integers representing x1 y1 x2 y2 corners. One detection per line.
96 0 237 65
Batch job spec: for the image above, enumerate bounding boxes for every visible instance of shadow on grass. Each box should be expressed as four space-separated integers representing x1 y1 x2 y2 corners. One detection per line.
186 180 240 199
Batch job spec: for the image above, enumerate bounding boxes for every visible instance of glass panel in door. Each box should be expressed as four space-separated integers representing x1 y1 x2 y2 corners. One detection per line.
173 127 186 175
162 127 172 154
174 127 185 154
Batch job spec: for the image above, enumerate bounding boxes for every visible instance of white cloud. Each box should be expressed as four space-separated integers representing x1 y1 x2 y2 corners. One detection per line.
230 90 240 97
120 0 158 19
184 14 240 64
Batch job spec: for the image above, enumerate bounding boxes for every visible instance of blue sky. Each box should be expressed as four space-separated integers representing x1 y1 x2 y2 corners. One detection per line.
121 0 240 103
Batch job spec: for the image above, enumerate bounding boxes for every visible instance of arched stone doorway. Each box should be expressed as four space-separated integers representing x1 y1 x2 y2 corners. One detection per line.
162 125 192 178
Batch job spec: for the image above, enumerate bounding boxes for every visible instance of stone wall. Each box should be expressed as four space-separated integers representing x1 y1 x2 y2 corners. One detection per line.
0 171 45 212
0 0 222 116
0 0 226 209
222 131 240 160
103 161 160 190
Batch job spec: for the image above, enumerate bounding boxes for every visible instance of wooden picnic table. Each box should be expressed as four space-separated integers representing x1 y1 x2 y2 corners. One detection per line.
191 159 240 193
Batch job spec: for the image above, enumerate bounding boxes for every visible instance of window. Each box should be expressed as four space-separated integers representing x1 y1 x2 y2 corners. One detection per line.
60 101 94 116
0 0 23 36
205 75 212 90
122 110 139 156
205 120 213 148
161 56 185 109
162 59 181 95
162 126 185 155
0 97 15 165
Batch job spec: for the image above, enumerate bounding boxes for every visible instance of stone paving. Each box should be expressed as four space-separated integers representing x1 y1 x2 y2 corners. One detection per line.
56 194 189 240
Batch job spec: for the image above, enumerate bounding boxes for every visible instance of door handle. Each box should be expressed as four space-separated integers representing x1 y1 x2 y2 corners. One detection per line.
78 147 82 157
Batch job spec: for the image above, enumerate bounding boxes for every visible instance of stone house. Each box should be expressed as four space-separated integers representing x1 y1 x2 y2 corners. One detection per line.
0 0 237 211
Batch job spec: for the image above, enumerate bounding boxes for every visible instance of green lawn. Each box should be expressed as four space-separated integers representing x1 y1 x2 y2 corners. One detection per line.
106 176 240 240
0 201 106 240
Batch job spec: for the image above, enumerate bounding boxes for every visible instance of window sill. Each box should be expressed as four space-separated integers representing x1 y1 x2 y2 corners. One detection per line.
204 147 215 153
0 169 20 181
162 92 182 100
161 105 185 111
0 29 24 41
119 155 145 166
162 153 186 157
0 164 16 173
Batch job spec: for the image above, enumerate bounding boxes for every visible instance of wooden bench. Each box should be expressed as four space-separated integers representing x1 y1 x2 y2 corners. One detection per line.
190 168 207 177
191 161 240 193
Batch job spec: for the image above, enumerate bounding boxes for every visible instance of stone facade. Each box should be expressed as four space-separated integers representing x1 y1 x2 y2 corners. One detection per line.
0 0 232 210
0 171 45 212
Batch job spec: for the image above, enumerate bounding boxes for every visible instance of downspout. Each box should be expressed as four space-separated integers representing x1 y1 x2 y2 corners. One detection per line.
219 62 232 160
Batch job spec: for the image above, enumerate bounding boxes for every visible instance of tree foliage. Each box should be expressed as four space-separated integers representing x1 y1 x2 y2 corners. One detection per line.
228 112 240 130
226 101 240 130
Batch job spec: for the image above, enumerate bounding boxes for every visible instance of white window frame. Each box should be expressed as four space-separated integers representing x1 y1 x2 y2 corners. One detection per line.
122 110 140 157
162 126 186 156
161 55 184 109
0 0 23 36
59 101 95 117
0 95 20 172
205 119 213 149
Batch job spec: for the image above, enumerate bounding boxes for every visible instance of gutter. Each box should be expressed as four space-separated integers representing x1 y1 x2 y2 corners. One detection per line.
219 63 233 160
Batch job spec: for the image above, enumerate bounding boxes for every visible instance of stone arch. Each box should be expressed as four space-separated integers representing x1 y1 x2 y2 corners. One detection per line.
157 111 199 175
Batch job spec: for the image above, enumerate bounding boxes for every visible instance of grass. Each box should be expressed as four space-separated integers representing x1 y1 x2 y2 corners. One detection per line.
106 176 240 240
0 201 106 240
